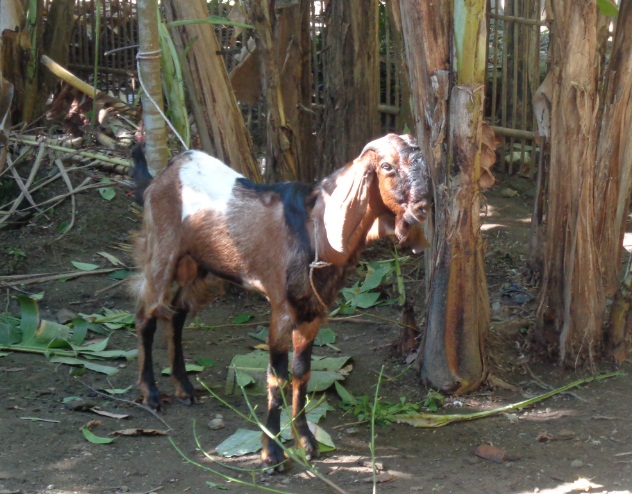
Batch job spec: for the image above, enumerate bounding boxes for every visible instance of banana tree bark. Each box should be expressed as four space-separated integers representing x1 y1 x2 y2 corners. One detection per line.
534 1 604 364
162 0 259 180
319 0 380 173
593 1 632 362
398 0 492 394
244 0 311 182
137 0 168 174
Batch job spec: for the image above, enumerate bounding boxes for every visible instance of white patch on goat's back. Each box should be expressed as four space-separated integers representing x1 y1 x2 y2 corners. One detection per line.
178 151 242 219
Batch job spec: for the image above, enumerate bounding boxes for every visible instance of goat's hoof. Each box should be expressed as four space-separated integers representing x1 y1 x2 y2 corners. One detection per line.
143 389 163 411
299 434 320 461
176 394 195 406
261 444 286 473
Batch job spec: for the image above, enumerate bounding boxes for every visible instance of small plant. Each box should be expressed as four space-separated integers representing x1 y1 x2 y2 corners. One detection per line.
335 382 422 426
333 252 410 316
8 248 26 260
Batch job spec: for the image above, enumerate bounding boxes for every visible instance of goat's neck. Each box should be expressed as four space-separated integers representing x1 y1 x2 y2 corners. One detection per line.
312 192 379 266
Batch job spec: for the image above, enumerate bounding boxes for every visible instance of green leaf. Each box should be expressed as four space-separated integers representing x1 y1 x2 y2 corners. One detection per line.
335 382 357 405
161 363 205 375
58 221 70 234
597 0 618 16
215 428 263 457
225 351 351 395
107 269 132 280
195 357 215 368
353 291 381 309
48 356 119 376
248 327 268 342
81 426 115 444
314 327 336 346
62 396 83 404
231 312 255 324
98 179 116 201
101 385 133 395
71 261 100 271
362 261 393 292
0 351 10 357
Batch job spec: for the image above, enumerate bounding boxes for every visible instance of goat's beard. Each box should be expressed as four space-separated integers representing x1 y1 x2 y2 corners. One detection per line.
395 206 430 253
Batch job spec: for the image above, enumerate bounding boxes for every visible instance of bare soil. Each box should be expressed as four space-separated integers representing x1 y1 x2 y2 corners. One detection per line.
1 165 631 494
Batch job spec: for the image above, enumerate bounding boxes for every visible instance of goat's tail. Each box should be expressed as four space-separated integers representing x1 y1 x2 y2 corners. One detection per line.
131 145 153 206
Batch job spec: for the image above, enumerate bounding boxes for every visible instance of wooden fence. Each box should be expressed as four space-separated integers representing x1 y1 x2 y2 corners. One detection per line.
47 0 545 167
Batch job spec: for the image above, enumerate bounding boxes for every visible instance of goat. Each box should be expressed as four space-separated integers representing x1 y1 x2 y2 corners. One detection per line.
130 134 432 469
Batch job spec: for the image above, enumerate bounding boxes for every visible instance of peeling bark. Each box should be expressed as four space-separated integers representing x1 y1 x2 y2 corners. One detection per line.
398 0 491 393
319 0 380 174
162 0 259 180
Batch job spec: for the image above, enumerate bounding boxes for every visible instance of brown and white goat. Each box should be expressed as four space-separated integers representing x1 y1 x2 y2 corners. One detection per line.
130 134 431 468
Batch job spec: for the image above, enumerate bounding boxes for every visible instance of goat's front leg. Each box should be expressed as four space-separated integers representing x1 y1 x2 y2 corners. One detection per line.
291 320 320 460
136 311 161 410
261 311 292 469
168 308 196 405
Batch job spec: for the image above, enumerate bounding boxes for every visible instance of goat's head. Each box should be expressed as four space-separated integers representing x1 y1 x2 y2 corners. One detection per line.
360 133 432 252
322 134 432 256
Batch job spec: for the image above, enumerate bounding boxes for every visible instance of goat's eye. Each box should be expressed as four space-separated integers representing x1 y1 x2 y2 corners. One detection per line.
381 162 393 172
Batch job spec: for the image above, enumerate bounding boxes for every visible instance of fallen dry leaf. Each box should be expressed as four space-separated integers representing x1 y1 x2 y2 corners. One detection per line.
83 419 103 431
474 443 518 463
89 407 129 420
110 428 168 437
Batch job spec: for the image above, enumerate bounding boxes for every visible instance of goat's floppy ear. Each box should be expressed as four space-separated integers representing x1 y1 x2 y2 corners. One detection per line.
323 158 374 255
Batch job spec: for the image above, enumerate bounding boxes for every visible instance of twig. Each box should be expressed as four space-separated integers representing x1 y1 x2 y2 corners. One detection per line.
0 267 120 288
525 365 586 402
76 379 173 431
52 158 77 241
10 135 131 167
94 278 128 296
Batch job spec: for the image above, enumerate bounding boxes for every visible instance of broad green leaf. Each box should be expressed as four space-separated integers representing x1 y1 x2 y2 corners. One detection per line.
314 327 336 346
335 382 357 405
195 357 215 368
107 269 132 280
17 295 40 343
161 363 205 375
71 317 109 336
215 428 263 457
225 351 351 395
362 261 393 292
597 0 618 16
231 312 255 324
71 261 100 271
49 356 119 376
248 327 268 342
235 369 256 388
306 370 345 392
0 351 10 357
353 291 381 309
98 180 116 201
81 426 115 444
309 422 335 450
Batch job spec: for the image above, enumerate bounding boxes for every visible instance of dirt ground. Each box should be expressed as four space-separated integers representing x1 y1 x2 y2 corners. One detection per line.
1 162 631 494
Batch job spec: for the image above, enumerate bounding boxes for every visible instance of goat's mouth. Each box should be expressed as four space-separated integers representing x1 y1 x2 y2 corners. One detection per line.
402 199 430 225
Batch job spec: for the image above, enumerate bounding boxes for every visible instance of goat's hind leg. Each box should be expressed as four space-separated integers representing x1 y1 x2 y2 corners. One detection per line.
136 310 162 410
167 307 196 405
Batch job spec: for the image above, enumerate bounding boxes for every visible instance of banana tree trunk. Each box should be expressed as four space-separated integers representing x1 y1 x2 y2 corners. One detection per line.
162 0 259 180
398 0 492 394
137 0 168 174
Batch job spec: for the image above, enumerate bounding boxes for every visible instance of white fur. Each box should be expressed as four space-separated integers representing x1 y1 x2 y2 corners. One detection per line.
178 151 242 220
